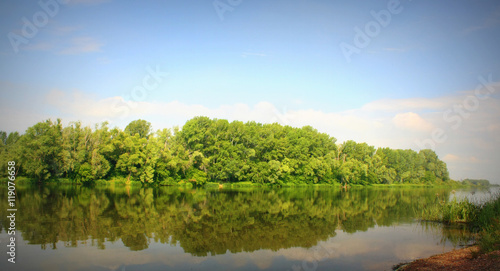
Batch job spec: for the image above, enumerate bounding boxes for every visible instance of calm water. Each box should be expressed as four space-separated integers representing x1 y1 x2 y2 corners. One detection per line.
0 185 492 271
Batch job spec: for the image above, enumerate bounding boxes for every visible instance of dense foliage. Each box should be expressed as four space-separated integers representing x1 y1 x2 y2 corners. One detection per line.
0 117 451 185
461 179 491 186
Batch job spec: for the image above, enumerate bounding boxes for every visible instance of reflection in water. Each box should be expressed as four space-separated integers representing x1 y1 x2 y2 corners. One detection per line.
449 186 500 204
0 185 474 270
418 221 475 248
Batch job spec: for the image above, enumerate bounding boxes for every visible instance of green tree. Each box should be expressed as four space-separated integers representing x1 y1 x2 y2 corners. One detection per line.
125 119 152 138
19 119 64 181
0 131 21 178
6 117 452 186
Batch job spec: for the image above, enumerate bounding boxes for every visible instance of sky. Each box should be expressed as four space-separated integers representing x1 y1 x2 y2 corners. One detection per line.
0 0 499 183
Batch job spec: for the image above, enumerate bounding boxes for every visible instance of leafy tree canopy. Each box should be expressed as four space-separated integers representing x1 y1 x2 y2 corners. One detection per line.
1 117 453 186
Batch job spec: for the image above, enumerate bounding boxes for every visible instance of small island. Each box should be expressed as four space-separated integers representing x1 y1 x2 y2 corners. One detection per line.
2 117 455 187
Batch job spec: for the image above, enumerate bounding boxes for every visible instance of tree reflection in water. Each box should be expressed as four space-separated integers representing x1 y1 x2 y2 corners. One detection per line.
1 185 466 256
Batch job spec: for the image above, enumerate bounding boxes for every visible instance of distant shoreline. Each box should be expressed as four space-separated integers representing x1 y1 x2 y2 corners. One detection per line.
2 176 497 189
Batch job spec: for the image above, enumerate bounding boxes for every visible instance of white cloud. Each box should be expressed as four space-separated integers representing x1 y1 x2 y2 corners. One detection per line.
51 25 80 36
442 155 480 164
392 112 434 132
442 154 460 162
41 90 389 144
24 42 55 51
462 6 500 34
487 123 500 132
58 36 104 54
16 21 103 54
469 156 480 163
362 98 445 112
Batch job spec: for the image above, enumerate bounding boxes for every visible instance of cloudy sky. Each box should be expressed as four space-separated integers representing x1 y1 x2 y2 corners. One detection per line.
1 0 499 183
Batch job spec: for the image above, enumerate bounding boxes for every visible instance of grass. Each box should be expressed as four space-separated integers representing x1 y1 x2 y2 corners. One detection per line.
420 198 478 224
232 181 265 187
474 195 500 254
442 198 479 223
419 192 500 254
420 203 444 222
476 218 500 254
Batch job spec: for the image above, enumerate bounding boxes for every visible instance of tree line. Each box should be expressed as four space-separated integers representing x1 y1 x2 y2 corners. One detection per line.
461 179 491 186
0 117 452 185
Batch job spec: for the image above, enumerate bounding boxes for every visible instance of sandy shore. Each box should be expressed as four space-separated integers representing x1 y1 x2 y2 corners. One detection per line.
393 246 500 271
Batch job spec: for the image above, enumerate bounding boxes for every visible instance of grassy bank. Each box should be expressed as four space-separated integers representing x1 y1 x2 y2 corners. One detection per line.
420 193 500 254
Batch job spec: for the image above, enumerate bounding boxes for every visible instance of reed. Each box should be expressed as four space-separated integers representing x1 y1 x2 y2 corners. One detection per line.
419 192 500 254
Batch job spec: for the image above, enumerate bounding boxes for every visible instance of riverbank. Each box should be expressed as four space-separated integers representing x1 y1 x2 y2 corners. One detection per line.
394 245 500 271
397 192 500 270
1 176 491 188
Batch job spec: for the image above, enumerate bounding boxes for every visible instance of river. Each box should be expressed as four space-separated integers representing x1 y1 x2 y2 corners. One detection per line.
1 185 496 271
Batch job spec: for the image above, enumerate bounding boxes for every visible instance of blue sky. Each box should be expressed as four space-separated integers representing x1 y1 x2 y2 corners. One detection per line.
1 0 500 183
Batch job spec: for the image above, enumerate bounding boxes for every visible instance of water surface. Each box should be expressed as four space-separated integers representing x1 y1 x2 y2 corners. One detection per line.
0 185 486 271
